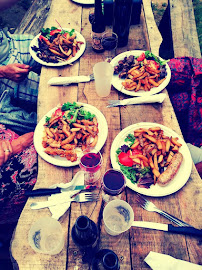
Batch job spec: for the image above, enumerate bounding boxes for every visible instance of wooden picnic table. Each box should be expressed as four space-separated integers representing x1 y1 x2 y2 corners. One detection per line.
11 0 202 269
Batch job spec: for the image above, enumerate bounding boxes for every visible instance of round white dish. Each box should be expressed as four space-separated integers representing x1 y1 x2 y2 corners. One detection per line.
110 122 192 197
110 50 171 97
29 28 86 67
34 103 108 167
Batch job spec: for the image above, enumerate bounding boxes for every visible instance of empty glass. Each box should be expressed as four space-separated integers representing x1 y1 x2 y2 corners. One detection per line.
93 62 114 97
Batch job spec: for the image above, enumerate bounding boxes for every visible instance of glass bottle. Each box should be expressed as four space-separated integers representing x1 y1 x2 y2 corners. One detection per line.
71 215 98 263
113 0 133 47
91 0 106 52
91 248 120 270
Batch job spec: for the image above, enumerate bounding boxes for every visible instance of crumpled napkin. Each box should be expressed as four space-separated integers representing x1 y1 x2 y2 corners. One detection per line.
48 171 84 220
144 251 202 270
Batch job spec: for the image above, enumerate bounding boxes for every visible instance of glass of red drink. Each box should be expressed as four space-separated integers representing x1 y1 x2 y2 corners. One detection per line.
79 151 102 185
102 169 126 202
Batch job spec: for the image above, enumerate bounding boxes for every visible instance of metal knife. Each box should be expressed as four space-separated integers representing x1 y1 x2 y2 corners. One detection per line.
132 221 202 237
25 185 97 197
48 74 94 86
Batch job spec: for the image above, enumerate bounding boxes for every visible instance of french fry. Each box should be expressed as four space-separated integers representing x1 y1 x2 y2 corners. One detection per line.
61 132 76 146
152 168 160 178
171 137 182 147
143 134 157 143
153 153 159 170
165 139 171 152
130 139 140 149
89 135 98 148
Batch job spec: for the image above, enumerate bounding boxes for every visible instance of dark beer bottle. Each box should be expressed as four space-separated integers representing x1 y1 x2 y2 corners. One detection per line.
91 0 106 52
71 215 98 263
113 0 133 47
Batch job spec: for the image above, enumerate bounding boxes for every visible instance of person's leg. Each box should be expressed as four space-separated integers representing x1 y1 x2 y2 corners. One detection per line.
187 143 202 164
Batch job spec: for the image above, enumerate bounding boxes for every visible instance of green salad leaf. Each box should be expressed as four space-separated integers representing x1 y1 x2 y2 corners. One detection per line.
144 51 169 66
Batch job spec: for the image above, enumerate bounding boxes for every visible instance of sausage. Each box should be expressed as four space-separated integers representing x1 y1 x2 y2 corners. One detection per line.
157 152 183 186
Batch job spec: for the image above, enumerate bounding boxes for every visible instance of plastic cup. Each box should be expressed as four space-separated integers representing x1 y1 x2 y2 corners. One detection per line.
93 62 114 97
103 199 134 236
28 217 65 255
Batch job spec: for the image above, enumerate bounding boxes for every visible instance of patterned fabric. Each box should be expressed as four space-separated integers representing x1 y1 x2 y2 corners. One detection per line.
0 30 9 62
0 29 40 104
0 124 37 224
167 57 202 147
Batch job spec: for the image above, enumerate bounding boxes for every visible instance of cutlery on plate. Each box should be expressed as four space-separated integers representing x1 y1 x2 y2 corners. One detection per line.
136 194 193 227
25 185 98 197
132 221 202 236
30 192 100 210
48 74 94 86
107 93 166 107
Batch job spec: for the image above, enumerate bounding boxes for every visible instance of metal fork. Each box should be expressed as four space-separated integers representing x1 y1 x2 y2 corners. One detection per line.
136 194 193 227
30 192 99 210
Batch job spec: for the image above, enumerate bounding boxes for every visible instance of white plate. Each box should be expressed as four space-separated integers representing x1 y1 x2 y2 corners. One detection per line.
34 103 108 167
71 0 94 4
29 28 86 67
110 122 192 197
110 50 171 97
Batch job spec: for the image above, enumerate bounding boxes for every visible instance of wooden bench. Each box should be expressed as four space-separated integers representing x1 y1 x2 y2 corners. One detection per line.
159 0 201 59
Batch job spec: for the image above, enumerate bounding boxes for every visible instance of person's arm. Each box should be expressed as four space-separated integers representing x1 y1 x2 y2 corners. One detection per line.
195 162 202 179
0 0 20 11
0 132 34 167
0 63 31 82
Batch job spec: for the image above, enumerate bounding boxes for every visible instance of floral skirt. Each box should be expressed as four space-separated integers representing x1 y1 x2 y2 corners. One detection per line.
0 124 37 224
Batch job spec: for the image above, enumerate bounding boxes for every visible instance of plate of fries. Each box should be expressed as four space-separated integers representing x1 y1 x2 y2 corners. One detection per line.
110 122 192 197
29 27 86 66
34 102 108 167
110 50 171 97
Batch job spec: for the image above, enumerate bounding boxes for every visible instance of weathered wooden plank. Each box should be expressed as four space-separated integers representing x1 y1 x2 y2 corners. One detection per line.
142 0 163 56
169 0 201 58
15 0 51 35
11 0 82 269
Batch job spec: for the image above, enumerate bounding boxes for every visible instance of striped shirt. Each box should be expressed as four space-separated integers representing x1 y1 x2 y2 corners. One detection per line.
0 29 41 104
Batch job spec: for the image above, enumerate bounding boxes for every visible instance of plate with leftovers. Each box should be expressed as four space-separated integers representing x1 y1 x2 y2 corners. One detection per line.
71 0 94 4
34 102 108 167
110 122 192 197
29 27 86 66
110 50 171 97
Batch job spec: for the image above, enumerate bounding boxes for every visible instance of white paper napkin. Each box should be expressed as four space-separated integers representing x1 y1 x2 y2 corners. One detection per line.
144 251 202 270
48 171 84 220
119 93 166 106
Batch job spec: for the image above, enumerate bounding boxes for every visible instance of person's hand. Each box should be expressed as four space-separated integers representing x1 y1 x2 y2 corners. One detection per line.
0 63 31 82
0 140 13 166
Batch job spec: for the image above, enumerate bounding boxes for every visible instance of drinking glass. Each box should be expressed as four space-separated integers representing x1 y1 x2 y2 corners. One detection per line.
102 169 126 202
93 62 114 97
28 217 65 255
89 9 95 24
101 31 118 51
103 199 134 236
79 151 102 185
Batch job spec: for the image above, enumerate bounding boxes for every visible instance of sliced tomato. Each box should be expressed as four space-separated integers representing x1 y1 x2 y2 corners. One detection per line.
50 29 61 35
118 152 133 167
137 53 145 61
147 60 160 70
39 35 49 42
53 108 65 117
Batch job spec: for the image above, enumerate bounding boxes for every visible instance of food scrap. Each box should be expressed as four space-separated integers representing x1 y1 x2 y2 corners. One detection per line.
114 51 168 92
32 27 84 63
42 102 99 162
116 126 183 188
